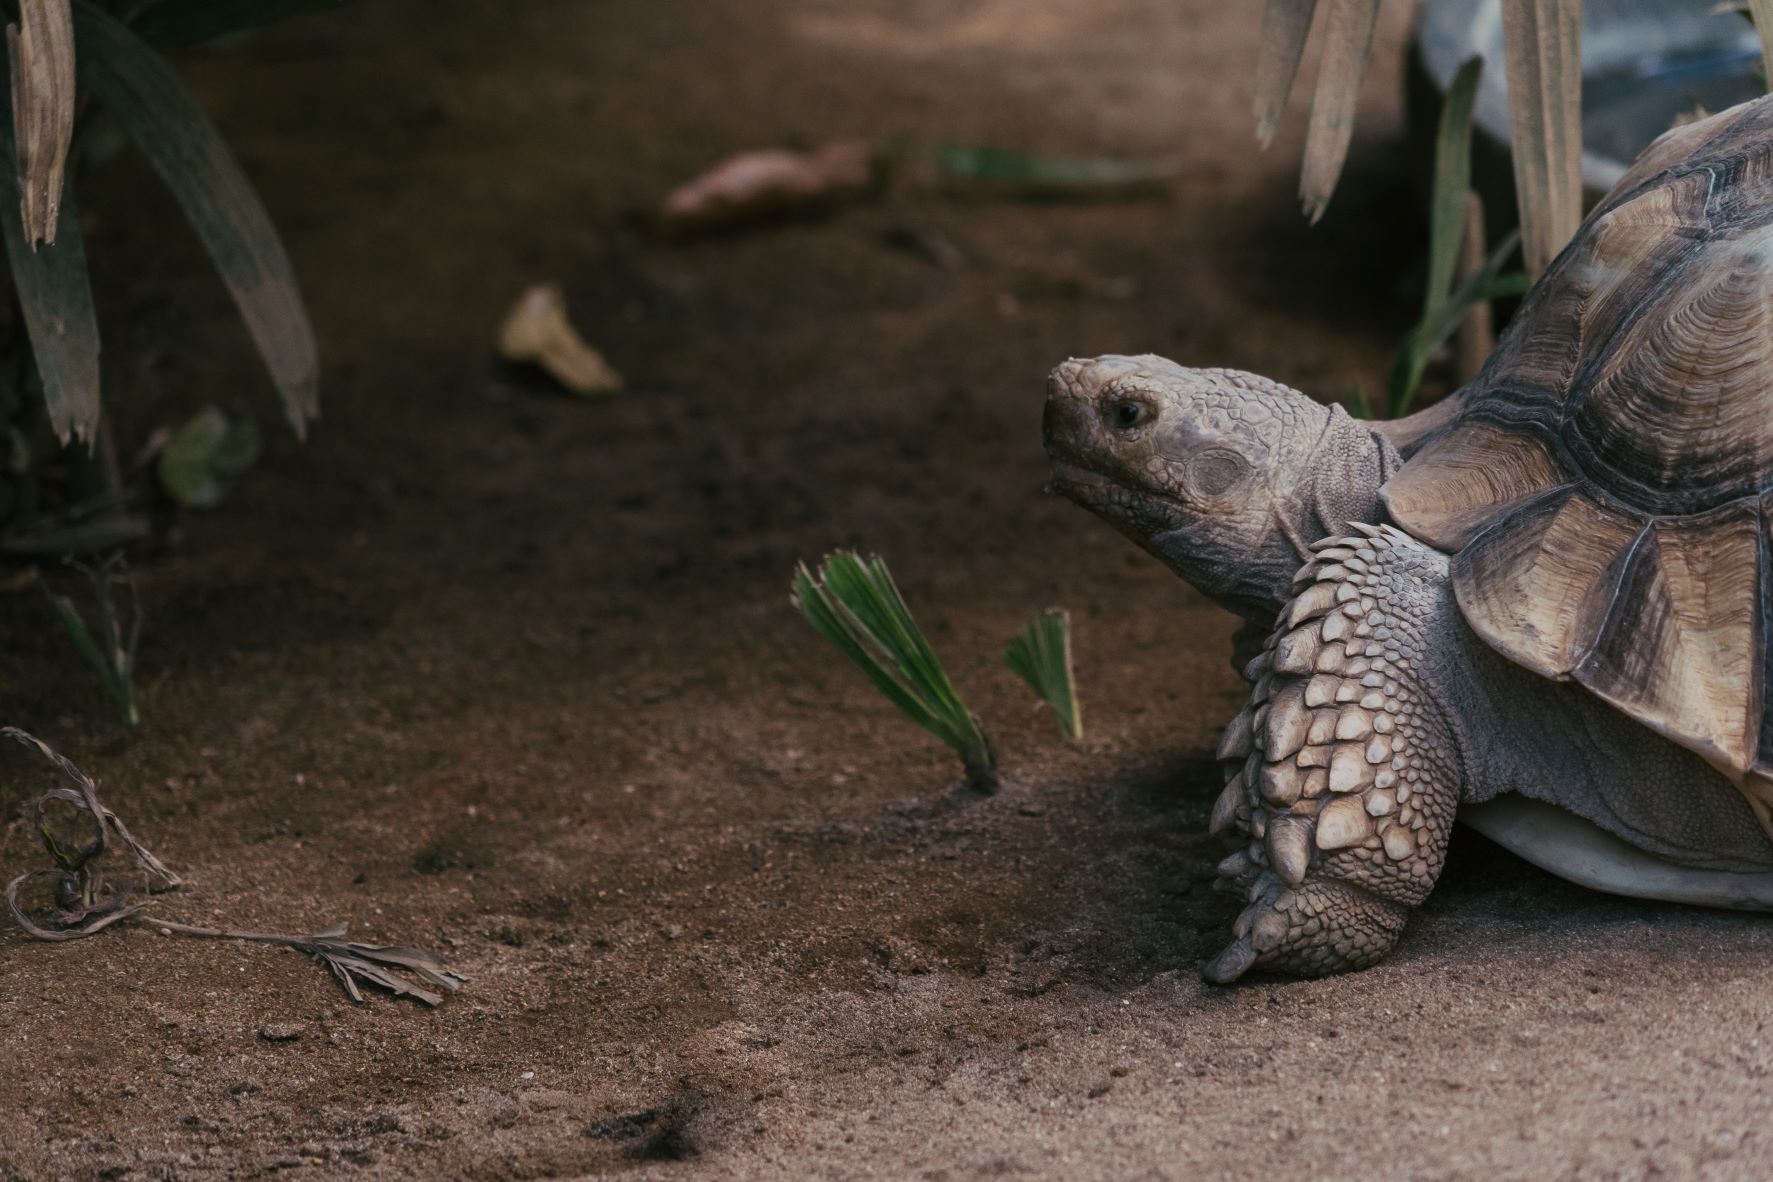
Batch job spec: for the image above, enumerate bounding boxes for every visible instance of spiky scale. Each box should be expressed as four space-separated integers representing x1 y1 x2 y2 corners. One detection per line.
1316 796 1372 849
1259 760 1304 808
1328 744 1368 793
1217 706 1254 761
1264 684 1310 760
1272 627 1321 676
1287 581 1340 626
1210 775 1243 835
1266 815 1314 886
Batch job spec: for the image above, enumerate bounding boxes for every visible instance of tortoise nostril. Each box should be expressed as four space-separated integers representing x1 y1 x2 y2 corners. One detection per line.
1042 382 1091 446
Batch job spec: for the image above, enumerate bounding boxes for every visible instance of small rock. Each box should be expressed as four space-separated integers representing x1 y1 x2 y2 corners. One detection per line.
258 1022 304 1043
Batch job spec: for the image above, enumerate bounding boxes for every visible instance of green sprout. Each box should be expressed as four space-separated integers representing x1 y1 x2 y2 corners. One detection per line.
1386 55 1531 418
41 556 140 726
792 551 996 792
1003 608 1082 741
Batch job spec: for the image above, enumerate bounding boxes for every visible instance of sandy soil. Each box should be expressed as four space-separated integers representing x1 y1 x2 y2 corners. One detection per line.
2 2 1771 1179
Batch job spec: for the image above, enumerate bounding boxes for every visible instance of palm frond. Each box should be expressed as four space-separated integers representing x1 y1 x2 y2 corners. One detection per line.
1003 609 1082 741
793 551 995 790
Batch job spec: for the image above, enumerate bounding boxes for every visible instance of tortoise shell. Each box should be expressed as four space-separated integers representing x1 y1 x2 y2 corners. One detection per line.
1382 95 1773 822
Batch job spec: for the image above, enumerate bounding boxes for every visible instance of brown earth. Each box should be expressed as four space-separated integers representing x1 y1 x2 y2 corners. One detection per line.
2 2 1770 1179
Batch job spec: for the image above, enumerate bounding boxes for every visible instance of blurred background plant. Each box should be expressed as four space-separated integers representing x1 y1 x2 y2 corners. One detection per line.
0 0 337 722
1272 0 1773 418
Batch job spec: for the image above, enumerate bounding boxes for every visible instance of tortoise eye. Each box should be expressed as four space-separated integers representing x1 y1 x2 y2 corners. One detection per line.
1114 401 1146 428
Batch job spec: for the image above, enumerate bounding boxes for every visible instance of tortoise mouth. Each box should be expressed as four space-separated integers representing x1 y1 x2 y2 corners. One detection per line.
1043 458 1113 500
1045 455 1188 513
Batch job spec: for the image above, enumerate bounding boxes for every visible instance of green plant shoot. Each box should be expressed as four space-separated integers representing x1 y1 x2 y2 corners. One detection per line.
41 559 140 726
792 551 996 791
1003 609 1081 740
1387 55 1531 418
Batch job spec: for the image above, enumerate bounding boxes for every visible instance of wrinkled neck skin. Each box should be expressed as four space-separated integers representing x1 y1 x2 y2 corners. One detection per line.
1163 406 1402 624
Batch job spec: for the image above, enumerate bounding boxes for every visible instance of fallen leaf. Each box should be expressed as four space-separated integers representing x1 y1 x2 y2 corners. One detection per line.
655 141 876 236
497 283 623 396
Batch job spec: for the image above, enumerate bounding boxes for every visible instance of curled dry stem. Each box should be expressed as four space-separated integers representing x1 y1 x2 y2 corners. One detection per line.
1 727 463 1006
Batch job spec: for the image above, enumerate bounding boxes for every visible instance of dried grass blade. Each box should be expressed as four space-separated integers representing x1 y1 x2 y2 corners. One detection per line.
7 0 74 247
1253 0 1319 147
1298 0 1379 222
1501 0 1581 277
1751 1 1773 92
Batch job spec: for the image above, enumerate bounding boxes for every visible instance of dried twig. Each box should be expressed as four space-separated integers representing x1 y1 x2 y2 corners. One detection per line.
2 728 463 1006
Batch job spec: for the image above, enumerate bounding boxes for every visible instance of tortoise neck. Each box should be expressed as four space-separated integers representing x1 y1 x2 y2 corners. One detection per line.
1286 405 1400 565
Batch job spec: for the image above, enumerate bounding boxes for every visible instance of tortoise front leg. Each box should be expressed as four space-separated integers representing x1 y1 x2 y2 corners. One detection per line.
1203 525 1461 982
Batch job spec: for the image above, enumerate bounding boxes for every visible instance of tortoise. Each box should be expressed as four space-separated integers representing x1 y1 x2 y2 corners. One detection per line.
1042 95 1773 982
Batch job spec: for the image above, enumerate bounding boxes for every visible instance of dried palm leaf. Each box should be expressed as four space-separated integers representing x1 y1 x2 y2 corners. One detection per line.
1500 0 1582 277
1298 0 1380 222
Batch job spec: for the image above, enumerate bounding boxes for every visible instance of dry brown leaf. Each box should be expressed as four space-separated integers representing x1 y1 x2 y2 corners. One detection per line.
497 283 624 396
1298 0 1379 223
1501 0 1581 277
1750 1 1773 97
6 0 74 247
656 141 875 236
1253 0 1319 148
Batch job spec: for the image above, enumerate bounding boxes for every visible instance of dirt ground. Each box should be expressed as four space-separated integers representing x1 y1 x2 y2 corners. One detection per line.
3 2 1772 1179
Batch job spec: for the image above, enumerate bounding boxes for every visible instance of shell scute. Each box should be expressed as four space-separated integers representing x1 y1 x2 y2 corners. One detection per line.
1381 93 1773 805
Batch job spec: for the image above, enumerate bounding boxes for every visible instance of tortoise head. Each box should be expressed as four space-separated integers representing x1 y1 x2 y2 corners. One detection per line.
1043 354 1341 622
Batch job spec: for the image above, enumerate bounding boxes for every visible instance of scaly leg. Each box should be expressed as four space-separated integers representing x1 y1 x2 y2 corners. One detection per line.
1204 524 1460 982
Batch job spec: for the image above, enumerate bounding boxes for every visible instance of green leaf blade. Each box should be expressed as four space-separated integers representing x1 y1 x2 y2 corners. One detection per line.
71 0 318 435
0 57 98 444
1424 56 1484 320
